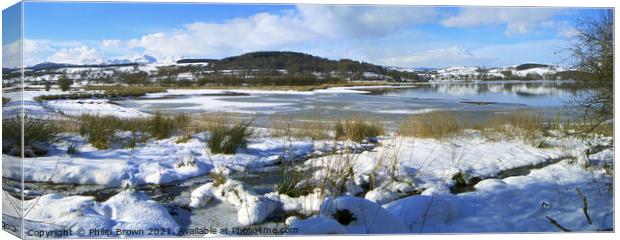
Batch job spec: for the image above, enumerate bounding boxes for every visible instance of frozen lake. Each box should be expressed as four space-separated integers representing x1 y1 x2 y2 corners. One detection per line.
117 80 579 128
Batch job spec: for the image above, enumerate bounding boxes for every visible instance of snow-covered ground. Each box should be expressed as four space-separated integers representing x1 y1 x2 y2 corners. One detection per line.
1 128 613 235
2 190 179 237
2 134 317 187
3 90 143 119
2 87 613 236
290 145 613 233
45 99 150 118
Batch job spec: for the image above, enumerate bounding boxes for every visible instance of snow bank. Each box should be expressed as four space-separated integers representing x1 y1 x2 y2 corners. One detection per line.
380 137 560 185
365 180 416 205
296 134 612 233
288 217 347 234
420 157 613 232
189 179 279 226
4 90 149 119
383 195 459 233
207 137 315 170
3 135 316 187
4 190 179 237
294 149 612 234
103 191 180 234
318 196 409 234
264 189 325 215
3 99 66 120
45 99 149 118
2 138 213 186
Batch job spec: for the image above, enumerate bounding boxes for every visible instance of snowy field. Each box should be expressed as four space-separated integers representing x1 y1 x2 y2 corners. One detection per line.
1 87 614 237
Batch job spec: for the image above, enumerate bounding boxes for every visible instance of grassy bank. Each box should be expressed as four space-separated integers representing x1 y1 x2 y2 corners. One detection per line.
398 111 612 144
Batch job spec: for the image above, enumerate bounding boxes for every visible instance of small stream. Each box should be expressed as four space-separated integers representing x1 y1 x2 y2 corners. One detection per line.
448 156 570 194
2 165 289 234
1 144 374 233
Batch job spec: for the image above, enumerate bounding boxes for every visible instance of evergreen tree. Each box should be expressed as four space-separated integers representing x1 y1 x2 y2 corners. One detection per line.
58 75 73 92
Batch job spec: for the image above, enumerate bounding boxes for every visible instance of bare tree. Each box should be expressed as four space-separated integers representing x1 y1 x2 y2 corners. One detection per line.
568 10 614 131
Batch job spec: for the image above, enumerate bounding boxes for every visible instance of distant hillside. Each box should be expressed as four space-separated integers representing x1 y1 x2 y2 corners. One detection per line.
428 64 579 81
27 62 139 71
209 51 348 73
11 50 586 89
515 63 550 71
177 51 419 81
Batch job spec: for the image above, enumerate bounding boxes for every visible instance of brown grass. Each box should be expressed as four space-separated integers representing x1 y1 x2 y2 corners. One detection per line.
271 115 331 140
398 110 551 145
398 111 462 139
485 111 544 143
335 118 384 142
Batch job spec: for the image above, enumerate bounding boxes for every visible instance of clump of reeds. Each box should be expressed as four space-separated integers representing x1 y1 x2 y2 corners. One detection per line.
335 118 384 143
79 114 121 149
2 116 60 157
207 120 254 154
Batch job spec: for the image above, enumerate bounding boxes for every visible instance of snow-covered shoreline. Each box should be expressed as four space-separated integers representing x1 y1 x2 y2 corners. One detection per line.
2 84 613 236
2 129 613 235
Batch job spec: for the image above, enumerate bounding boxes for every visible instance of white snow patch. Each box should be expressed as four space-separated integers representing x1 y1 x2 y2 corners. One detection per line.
383 195 459 232
45 99 149 118
317 196 409 234
189 179 279 226
3 190 179 237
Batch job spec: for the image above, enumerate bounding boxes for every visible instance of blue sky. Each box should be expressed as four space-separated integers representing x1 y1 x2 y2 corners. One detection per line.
2 2 609 68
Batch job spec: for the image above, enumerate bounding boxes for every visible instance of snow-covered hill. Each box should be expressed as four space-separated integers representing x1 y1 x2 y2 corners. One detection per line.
430 64 565 81
6 58 569 89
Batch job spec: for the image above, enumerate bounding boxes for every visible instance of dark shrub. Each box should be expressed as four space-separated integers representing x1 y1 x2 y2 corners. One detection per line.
207 120 253 154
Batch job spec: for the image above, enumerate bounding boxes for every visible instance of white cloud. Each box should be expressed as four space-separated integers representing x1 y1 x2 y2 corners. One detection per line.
47 46 104 65
128 12 313 59
101 39 123 48
3 39 59 68
375 40 568 68
127 5 438 60
132 11 317 59
297 5 437 38
441 8 562 35
377 46 493 68
540 20 577 37
2 40 22 68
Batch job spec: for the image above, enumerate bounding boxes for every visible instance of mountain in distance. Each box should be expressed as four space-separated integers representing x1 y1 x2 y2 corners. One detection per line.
132 54 157 64
25 54 158 71
103 54 158 65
